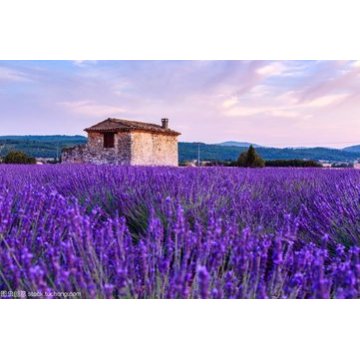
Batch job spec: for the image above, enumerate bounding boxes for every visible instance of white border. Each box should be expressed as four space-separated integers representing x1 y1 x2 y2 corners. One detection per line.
1 0 360 60
1 0 359 358
0 300 359 359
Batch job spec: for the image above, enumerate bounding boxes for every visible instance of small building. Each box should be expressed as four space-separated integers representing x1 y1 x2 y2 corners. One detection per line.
62 118 181 166
319 160 332 169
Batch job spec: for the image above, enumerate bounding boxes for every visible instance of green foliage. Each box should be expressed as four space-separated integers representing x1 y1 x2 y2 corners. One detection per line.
3 151 36 164
0 136 359 163
237 145 265 168
237 152 247 166
0 135 86 159
265 159 323 167
178 143 359 163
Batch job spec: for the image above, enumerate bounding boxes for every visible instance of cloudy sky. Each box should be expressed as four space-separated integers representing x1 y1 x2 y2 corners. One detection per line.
0 60 360 147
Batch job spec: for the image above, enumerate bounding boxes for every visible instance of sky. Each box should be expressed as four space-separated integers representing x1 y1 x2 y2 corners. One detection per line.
0 60 360 148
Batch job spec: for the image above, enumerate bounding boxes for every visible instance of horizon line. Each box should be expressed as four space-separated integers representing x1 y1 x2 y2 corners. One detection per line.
0 134 359 150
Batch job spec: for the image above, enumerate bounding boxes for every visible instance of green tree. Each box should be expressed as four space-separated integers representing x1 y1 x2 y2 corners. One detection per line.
3 151 36 164
237 145 265 168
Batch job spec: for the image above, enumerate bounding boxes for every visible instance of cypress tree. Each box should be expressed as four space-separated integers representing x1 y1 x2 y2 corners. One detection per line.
237 145 265 168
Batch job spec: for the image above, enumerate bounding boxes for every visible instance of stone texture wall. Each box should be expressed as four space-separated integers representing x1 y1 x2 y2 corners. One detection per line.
130 132 178 166
62 132 132 165
62 131 179 166
61 144 88 164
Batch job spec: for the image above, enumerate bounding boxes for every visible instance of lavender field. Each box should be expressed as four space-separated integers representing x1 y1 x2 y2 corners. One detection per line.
0 165 360 299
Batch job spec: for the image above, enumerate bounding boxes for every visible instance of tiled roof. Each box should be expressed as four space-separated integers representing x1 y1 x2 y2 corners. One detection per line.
84 118 181 136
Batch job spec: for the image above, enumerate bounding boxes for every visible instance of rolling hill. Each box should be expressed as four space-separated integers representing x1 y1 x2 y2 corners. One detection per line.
343 145 360 153
179 143 360 163
0 136 360 163
0 135 87 159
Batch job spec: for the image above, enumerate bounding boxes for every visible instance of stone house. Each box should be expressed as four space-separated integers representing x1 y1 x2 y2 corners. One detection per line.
62 118 181 166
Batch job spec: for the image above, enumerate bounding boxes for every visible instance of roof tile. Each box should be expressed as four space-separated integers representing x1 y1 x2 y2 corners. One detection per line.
84 118 181 136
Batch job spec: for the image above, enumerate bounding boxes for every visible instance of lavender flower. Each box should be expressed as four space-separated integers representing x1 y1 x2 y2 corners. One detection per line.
0 165 359 298
197 266 210 299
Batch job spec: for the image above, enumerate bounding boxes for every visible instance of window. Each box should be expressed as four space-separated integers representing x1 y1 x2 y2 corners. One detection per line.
104 133 115 148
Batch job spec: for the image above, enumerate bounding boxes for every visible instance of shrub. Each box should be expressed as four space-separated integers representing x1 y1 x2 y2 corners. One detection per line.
237 145 265 168
3 151 36 164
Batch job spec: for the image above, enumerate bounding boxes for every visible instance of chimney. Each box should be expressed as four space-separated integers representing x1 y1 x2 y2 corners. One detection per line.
161 118 169 129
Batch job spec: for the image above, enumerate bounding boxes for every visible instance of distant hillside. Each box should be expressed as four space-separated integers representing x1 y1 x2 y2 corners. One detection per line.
179 143 360 163
343 145 360 153
1 136 359 163
217 141 261 147
0 136 86 159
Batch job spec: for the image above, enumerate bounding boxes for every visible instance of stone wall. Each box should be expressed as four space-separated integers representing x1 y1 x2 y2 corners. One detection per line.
130 132 178 166
62 130 179 166
61 144 88 164
62 132 132 165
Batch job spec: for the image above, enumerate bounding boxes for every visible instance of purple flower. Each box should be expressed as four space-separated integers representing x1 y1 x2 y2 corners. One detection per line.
197 266 210 299
0 165 359 299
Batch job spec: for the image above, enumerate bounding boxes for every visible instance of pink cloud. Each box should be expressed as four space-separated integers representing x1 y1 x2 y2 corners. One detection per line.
1 60 360 148
60 100 127 118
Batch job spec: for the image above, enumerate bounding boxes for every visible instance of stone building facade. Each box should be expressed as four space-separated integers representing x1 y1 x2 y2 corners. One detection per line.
61 118 181 166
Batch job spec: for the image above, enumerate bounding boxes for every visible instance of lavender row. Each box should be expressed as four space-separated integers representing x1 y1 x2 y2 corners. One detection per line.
0 165 359 298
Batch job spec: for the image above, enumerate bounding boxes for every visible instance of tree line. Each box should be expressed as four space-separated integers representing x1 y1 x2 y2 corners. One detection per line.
203 145 323 168
2 147 323 167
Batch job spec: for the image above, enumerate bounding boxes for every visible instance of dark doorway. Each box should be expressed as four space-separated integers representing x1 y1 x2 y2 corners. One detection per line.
104 133 115 148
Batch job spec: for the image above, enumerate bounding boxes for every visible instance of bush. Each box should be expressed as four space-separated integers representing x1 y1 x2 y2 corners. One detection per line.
237 145 265 168
2 151 36 164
